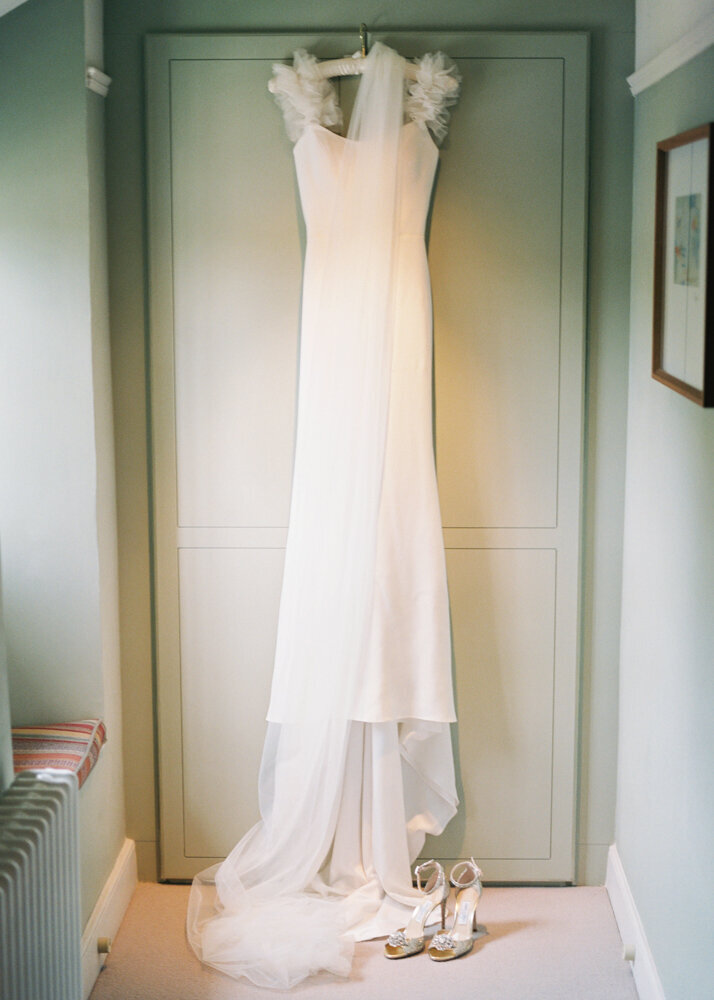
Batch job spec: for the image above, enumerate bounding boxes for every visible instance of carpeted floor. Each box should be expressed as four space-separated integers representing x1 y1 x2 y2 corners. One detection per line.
89 883 639 1000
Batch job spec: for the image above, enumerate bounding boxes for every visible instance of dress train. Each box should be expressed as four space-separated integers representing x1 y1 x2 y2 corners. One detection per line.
187 718 456 988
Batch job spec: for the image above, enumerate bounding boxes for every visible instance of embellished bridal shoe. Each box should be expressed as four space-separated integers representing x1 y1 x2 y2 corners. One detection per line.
384 860 448 959
427 858 483 961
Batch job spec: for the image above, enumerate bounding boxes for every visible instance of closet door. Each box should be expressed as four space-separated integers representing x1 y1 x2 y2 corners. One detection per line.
146 31 588 881
411 31 588 882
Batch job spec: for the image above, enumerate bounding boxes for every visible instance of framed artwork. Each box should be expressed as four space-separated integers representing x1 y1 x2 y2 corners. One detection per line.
653 123 714 406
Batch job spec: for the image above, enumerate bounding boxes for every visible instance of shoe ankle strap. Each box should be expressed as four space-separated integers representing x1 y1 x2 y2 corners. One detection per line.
414 859 445 894
450 858 483 889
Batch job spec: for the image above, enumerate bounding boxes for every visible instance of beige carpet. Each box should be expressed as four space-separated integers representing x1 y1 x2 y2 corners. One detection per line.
89 883 639 1000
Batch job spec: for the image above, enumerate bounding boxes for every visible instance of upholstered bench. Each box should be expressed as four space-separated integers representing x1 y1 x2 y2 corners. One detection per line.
12 719 106 788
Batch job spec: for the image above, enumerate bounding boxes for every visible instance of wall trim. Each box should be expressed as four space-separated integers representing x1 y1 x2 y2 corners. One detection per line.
606 844 666 1000
627 15 714 95
81 837 138 1000
0 0 30 17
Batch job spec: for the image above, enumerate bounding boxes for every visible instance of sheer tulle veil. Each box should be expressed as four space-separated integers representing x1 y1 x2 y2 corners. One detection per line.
186 43 458 990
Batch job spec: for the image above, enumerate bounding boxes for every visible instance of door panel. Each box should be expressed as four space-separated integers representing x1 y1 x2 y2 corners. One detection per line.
146 31 588 881
170 58 300 527
435 548 556 861
433 56 563 529
179 547 282 857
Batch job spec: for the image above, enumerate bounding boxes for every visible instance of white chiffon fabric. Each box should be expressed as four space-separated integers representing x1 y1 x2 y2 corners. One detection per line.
187 43 461 990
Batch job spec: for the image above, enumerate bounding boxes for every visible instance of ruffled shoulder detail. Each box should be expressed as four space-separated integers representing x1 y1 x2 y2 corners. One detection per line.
270 50 343 143
405 52 461 144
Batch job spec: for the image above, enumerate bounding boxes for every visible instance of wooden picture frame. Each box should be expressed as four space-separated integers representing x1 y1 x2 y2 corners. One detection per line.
653 123 714 406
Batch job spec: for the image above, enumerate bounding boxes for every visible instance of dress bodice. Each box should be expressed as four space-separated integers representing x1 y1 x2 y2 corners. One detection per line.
293 122 438 239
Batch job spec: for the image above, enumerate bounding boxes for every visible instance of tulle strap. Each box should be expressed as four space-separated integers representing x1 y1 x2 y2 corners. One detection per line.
406 52 461 143
270 50 343 142
271 49 461 145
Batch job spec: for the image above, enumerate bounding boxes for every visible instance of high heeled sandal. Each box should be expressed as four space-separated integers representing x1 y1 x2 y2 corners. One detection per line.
427 858 483 961
384 859 448 959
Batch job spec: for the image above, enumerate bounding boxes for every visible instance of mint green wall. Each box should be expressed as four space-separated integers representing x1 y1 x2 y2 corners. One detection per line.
0 0 126 927
0 0 103 724
617 46 714 999
105 0 634 882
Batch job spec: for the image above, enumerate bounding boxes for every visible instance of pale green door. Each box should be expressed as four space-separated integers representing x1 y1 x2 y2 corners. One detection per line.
146 30 588 881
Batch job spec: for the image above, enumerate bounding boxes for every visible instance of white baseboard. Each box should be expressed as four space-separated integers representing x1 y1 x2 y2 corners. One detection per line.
606 844 666 1000
81 837 138 1000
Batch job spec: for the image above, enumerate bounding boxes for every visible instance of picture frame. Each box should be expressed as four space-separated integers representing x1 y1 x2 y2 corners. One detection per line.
653 123 714 406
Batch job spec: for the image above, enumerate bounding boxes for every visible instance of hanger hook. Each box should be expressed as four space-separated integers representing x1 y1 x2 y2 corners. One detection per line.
359 23 368 58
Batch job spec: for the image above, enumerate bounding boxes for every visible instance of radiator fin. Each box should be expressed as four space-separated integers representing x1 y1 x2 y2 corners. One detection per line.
0 770 81 1000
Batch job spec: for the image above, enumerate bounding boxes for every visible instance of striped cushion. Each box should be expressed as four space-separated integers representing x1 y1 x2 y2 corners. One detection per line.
12 719 107 789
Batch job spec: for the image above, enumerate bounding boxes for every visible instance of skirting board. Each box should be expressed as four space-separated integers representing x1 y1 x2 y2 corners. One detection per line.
81 837 138 1000
606 845 666 1000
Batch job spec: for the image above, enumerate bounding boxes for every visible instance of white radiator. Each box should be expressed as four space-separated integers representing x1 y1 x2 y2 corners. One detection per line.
0 770 82 1000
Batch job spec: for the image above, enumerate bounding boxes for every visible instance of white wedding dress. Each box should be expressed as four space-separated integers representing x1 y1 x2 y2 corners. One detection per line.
187 43 461 990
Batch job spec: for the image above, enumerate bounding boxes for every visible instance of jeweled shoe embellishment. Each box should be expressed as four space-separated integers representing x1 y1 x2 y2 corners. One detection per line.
427 858 484 962
431 932 456 951
384 859 448 959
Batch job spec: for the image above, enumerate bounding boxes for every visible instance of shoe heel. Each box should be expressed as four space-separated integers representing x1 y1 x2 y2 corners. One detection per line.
440 897 447 930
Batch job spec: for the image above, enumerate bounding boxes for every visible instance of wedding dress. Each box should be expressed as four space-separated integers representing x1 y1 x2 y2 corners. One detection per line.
187 42 460 990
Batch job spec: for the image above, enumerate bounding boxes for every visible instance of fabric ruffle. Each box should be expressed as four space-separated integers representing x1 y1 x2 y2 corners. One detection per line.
406 52 461 144
271 49 461 145
270 49 343 142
